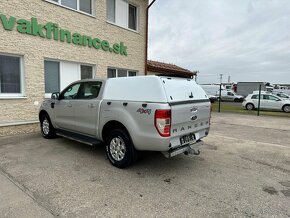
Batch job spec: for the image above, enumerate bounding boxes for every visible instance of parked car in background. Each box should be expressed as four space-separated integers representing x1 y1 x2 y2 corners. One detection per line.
217 90 244 102
242 93 290 113
207 95 218 103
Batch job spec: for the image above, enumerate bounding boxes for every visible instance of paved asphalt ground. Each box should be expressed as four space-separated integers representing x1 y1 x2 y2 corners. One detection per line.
0 113 289 217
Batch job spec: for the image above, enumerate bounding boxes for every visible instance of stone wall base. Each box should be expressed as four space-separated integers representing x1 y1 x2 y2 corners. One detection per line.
0 123 39 137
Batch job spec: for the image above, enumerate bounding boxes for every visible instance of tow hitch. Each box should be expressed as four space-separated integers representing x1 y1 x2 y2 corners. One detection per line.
184 149 200 156
163 140 203 158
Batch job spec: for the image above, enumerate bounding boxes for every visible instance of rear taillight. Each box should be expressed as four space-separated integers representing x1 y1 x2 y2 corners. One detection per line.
154 109 171 137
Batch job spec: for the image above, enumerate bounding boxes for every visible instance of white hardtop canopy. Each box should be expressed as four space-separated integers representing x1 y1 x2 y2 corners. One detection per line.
103 76 207 103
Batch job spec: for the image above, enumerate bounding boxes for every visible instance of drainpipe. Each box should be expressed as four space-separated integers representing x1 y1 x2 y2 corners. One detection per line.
145 0 156 75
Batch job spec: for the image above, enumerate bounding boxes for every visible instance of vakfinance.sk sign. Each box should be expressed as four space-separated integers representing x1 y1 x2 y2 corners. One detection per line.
0 13 128 56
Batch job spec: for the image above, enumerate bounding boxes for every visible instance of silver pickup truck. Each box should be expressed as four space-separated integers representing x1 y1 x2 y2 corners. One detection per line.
39 76 211 168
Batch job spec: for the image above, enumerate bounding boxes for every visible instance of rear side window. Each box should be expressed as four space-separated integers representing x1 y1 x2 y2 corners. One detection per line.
251 95 258 99
263 95 269 100
78 82 102 99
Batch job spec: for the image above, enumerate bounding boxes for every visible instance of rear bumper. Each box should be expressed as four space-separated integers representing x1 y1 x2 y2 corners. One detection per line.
162 140 203 158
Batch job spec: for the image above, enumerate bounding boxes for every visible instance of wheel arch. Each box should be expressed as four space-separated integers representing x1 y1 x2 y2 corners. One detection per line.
282 104 290 112
246 102 255 109
39 110 49 121
101 120 131 142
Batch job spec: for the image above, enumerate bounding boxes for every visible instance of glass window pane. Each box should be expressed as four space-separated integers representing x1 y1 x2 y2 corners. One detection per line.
61 0 77 9
269 95 279 101
128 4 137 30
118 69 127 77
81 65 93 79
44 61 60 93
0 55 21 93
251 95 258 99
80 0 92 14
107 68 116 78
128 71 136 77
107 0 115 22
79 82 102 99
63 83 81 99
263 95 269 100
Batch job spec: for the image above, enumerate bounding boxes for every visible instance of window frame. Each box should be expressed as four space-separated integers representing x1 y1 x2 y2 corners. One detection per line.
128 3 138 31
107 67 138 78
44 59 96 98
106 0 139 32
0 53 25 99
80 64 94 80
44 0 96 17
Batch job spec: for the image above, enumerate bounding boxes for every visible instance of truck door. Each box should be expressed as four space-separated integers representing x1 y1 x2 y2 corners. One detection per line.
53 83 81 130
265 95 283 110
73 82 102 136
227 91 235 101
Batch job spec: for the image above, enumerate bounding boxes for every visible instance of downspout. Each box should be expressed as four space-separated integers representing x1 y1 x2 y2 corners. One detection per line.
145 0 156 75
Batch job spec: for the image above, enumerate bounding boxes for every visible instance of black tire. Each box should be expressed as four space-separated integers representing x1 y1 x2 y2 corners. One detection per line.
282 105 290 113
105 129 137 168
234 98 239 102
40 114 56 139
246 103 254 111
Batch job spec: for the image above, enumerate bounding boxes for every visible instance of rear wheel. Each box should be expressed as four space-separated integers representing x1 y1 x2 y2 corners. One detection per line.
105 129 137 168
246 103 254 111
40 114 56 139
283 105 290 113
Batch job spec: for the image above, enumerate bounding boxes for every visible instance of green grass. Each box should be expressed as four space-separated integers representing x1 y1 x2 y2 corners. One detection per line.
211 102 290 118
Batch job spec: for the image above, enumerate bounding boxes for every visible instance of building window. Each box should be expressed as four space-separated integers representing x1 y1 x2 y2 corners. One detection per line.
47 0 94 15
44 61 60 94
128 71 137 77
128 4 137 30
106 0 138 31
107 68 116 78
107 0 115 22
44 60 94 98
107 68 137 78
81 65 93 79
0 54 24 97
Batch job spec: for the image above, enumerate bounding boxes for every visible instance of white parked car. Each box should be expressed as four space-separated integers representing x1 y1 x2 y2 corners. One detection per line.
242 93 290 113
217 90 244 102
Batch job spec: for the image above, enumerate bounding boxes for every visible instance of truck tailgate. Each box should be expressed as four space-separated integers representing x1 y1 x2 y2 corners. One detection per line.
169 101 210 149
170 101 210 138
160 77 211 148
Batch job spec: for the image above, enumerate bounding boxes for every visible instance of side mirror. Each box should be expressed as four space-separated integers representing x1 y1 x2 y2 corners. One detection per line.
51 92 60 100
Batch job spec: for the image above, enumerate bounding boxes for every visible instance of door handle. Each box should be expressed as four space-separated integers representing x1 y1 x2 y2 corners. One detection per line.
88 103 95 108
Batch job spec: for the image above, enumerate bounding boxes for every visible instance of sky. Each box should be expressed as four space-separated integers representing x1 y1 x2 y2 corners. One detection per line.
148 0 290 84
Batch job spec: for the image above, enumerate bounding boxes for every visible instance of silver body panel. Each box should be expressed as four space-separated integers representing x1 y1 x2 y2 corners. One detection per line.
40 76 211 153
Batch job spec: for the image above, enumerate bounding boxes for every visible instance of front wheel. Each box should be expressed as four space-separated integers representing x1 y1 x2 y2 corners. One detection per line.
105 129 137 168
40 114 56 139
283 105 290 113
246 103 254 111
